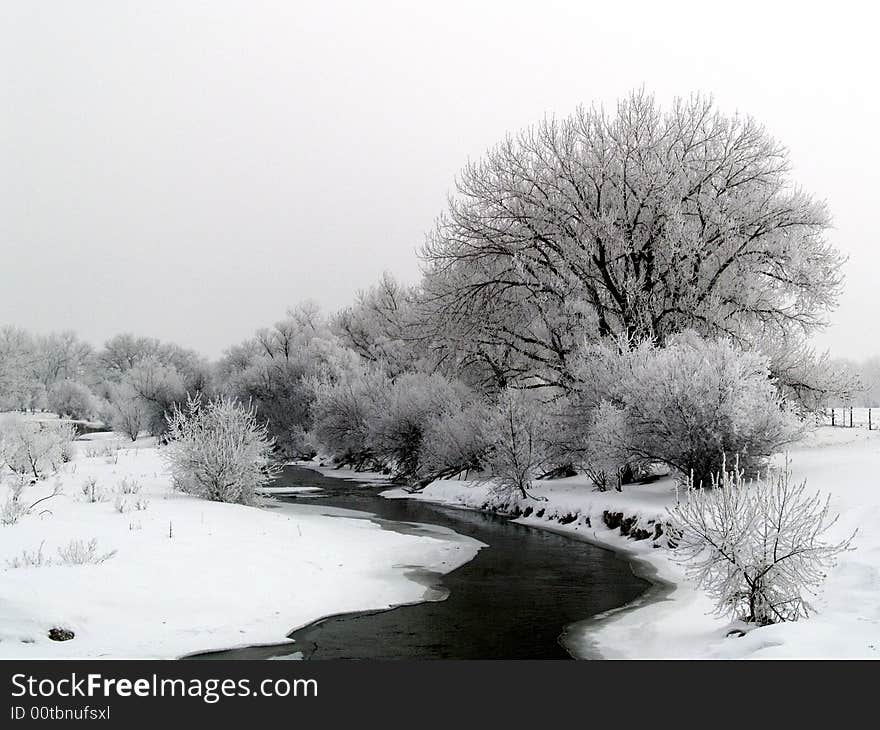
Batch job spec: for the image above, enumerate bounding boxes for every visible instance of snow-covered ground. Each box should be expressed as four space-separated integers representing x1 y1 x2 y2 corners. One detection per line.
381 426 880 659
0 434 482 659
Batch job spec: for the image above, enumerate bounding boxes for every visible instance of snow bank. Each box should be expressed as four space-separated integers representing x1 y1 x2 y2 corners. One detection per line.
381 426 880 658
0 439 482 659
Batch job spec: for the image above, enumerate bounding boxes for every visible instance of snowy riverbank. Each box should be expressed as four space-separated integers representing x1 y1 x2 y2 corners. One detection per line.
0 434 482 659
364 426 880 659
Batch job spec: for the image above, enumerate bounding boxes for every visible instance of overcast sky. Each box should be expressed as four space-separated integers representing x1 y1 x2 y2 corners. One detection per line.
2 1 877 359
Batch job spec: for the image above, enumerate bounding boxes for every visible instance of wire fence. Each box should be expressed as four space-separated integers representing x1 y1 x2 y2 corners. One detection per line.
822 407 879 429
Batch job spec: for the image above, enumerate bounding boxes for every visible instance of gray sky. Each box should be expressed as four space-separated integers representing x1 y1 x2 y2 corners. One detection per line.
2 1 877 359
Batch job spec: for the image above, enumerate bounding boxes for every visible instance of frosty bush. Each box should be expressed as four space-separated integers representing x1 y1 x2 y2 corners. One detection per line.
589 336 799 487
670 460 855 625
418 402 492 483
103 385 149 441
116 477 141 495
6 542 51 569
311 367 389 469
80 476 108 503
484 389 552 499
113 478 146 513
0 493 29 525
367 373 469 482
47 380 95 420
0 417 76 480
56 538 117 565
164 395 279 505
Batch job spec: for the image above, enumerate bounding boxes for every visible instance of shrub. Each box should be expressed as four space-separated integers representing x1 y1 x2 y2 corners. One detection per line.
1 493 29 525
103 386 149 441
588 336 799 487
56 538 117 565
367 373 468 482
484 389 552 499
0 417 76 480
47 380 95 420
80 476 107 503
113 478 147 514
164 395 278 505
225 358 316 458
669 459 855 625
116 477 141 495
418 402 492 483
6 542 51 569
311 367 389 469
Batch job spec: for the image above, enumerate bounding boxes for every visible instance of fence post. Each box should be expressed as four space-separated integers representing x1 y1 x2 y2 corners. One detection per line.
851 407 854 428
831 408 835 427
870 408 872 431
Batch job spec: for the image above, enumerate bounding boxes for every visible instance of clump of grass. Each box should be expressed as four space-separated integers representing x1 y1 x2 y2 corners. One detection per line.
80 476 107 503
6 542 51 569
56 538 117 565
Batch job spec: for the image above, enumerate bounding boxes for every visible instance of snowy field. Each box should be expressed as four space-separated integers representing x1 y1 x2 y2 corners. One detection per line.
0 434 482 659
381 426 880 659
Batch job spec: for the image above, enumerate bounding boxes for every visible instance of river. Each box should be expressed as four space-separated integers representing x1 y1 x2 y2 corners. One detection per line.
189 465 649 659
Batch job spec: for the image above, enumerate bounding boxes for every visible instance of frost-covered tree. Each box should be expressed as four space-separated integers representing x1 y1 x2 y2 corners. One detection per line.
585 335 798 487
0 416 76 480
163 395 279 505
103 384 149 441
333 272 426 377
367 372 469 482
484 388 552 499
225 358 315 457
420 91 842 391
757 334 858 412
0 327 41 411
123 357 188 436
312 367 481 483
33 331 94 391
419 401 492 482
219 304 359 458
670 460 855 625
47 380 96 420
97 333 163 379
311 366 390 469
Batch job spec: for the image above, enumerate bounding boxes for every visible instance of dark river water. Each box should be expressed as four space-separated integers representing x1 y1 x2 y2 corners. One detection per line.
189 465 649 660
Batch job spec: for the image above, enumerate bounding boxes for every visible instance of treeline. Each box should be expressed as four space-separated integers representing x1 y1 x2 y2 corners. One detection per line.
1 92 859 494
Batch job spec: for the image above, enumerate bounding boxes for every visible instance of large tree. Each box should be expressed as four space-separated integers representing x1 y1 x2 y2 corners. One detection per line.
420 91 843 390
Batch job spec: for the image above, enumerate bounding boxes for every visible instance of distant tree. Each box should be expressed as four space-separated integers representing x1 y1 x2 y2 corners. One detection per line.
333 272 425 376
218 304 357 458
123 357 188 436
0 327 39 411
103 384 149 441
367 372 468 482
419 401 492 482
420 91 842 391
759 335 859 412
226 358 315 456
97 333 162 379
164 396 278 505
47 380 96 420
33 331 93 390
311 366 391 469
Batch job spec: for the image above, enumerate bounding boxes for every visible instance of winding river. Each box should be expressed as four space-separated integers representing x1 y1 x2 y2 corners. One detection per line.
190 465 650 660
